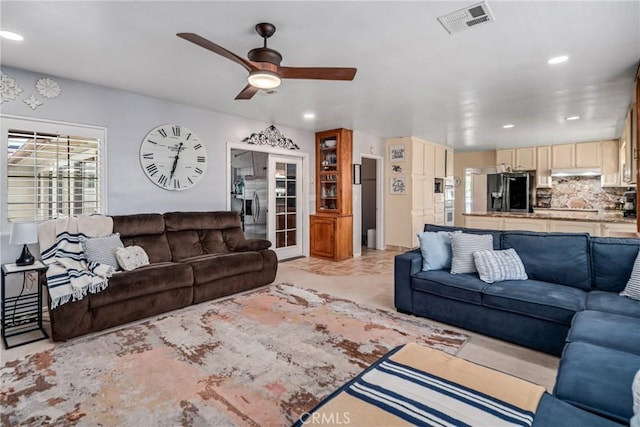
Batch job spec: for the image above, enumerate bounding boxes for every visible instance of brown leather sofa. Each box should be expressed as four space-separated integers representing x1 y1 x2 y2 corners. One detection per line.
47 211 278 341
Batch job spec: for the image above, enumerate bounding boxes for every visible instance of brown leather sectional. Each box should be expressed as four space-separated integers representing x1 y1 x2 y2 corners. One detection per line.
46 211 278 341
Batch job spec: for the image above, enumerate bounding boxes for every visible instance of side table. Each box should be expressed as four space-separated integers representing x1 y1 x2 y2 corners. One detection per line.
1 261 49 349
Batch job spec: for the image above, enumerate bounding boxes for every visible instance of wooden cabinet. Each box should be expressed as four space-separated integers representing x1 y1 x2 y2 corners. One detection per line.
446 148 454 177
601 222 637 237
312 128 353 260
464 216 504 230
620 108 636 184
496 149 515 169
503 218 548 232
575 141 601 167
434 146 446 178
315 128 353 215
310 215 353 260
536 146 552 188
515 147 536 170
601 140 620 187
548 220 601 235
551 144 575 168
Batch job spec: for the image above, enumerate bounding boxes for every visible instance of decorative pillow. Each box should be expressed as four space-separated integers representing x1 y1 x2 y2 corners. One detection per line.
450 233 493 274
633 368 640 415
621 251 640 301
115 246 150 271
416 231 461 271
473 249 528 283
81 233 124 269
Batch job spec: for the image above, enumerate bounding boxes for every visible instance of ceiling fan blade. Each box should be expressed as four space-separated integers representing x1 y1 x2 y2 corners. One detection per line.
177 32 257 72
279 66 357 81
235 84 260 100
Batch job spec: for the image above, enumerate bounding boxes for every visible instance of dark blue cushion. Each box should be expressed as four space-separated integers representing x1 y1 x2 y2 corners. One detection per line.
501 231 591 290
424 224 502 249
587 290 640 318
568 310 640 355
482 280 586 325
412 270 490 304
533 393 625 427
554 342 640 424
591 237 640 292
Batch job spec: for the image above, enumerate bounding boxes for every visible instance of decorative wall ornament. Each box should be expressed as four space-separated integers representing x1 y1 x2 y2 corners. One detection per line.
242 125 299 150
36 77 62 99
1 72 24 104
23 94 43 110
391 164 403 173
390 176 406 195
390 144 406 162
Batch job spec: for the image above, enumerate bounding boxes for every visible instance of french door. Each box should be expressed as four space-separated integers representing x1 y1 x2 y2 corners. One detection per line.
268 155 303 259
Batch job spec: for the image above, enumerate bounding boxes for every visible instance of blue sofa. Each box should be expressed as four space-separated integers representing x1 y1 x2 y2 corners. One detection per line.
395 224 640 425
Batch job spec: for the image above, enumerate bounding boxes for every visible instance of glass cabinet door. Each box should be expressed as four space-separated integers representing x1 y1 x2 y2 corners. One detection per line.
318 137 339 212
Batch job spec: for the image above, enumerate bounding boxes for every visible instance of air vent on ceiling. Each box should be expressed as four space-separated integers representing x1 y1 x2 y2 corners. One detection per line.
437 1 495 34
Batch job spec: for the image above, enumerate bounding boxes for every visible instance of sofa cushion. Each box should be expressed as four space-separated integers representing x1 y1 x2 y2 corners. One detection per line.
113 214 172 263
591 237 640 292
482 280 587 325
586 290 640 318
412 270 491 304
164 211 240 231
167 229 229 260
568 310 640 355
416 231 458 271
532 393 625 427
90 262 193 309
424 224 501 249
554 342 640 424
501 231 591 290
183 252 264 285
450 233 494 274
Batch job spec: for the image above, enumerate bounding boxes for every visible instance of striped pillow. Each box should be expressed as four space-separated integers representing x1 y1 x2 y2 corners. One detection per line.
473 249 528 283
450 233 493 274
621 250 640 301
80 233 124 269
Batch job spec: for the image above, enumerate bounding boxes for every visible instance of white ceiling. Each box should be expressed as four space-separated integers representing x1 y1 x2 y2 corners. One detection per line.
1 1 638 151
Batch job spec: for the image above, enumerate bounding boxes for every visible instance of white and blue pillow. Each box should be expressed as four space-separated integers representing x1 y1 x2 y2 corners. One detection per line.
416 231 460 271
621 250 640 301
80 233 124 270
450 233 494 274
473 248 528 283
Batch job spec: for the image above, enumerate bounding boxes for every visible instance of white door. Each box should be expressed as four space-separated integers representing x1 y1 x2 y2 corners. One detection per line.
268 155 303 259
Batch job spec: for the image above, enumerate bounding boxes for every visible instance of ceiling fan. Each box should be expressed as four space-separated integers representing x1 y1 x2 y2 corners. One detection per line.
177 23 357 100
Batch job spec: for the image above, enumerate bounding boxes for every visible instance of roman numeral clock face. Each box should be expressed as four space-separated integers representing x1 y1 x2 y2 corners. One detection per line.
139 125 208 191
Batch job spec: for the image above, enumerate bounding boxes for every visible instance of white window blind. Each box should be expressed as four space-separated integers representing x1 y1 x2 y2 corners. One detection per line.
6 129 101 222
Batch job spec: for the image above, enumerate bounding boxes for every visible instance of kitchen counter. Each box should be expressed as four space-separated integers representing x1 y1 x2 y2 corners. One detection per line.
463 210 636 224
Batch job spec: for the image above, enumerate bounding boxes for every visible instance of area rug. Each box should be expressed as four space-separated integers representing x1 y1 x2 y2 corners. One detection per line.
1 283 468 426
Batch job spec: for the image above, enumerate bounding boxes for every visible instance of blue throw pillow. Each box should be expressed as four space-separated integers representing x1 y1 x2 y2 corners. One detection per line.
473 248 528 283
416 231 460 271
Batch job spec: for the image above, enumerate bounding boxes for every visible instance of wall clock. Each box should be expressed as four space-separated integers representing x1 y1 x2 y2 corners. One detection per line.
140 124 207 191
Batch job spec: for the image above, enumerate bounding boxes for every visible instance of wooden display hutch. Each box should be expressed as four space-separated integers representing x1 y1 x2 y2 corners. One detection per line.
310 128 353 260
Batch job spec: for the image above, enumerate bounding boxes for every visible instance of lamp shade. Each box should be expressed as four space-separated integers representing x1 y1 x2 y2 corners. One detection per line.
247 70 281 90
9 222 38 245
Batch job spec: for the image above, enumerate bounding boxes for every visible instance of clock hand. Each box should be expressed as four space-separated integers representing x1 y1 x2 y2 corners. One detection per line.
169 143 184 180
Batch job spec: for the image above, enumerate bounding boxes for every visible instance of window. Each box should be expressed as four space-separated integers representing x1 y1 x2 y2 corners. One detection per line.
2 117 106 225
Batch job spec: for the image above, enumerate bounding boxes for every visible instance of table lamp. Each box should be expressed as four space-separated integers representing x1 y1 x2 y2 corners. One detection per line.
9 222 38 266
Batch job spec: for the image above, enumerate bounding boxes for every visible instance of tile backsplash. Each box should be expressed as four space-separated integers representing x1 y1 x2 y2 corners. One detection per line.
536 176 629 210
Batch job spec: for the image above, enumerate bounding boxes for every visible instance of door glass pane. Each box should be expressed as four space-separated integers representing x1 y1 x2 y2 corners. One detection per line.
275 161 298 248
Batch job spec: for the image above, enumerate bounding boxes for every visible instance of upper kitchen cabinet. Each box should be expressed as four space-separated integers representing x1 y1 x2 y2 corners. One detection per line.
551 141 601 169
536 146 552 188
601 139 620 187
446 148 454 177
434 146 446 178
620 107 637 185
515 147 537 170
496 149 515 169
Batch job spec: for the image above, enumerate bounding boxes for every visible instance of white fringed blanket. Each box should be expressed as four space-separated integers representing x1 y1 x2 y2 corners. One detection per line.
38 215 114 308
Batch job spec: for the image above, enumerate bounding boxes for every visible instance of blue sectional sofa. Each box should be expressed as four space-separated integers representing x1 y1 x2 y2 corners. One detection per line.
395 224 640 425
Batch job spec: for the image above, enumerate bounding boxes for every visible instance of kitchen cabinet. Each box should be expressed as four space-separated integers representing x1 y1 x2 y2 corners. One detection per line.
446 148 454 177
434 146 446 178
515 147 537 171
464 216 504 230
601 139 620 187
620 108 636 184
503 218 547 232
310 215 353 260
551 144 575 168
496 149 515 169
311 128 353 260
575 141 601 167
536 146 552 188
601 222 638 237
547 220 601 235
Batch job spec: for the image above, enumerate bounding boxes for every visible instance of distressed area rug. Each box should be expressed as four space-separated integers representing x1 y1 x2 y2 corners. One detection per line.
1 283 468 426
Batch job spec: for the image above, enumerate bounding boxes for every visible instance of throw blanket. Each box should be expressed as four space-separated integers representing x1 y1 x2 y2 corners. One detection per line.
298 343 546 427
38 215 114 309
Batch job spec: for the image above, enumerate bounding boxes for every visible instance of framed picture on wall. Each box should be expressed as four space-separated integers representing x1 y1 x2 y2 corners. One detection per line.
390 176 406 195
353 164 361 185
390 144 406 162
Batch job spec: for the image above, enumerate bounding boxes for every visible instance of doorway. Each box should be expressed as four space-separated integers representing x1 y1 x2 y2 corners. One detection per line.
228 144 308 260
356 154 384 254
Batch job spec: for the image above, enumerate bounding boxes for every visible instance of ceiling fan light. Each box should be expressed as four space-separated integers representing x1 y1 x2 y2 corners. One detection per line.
247 71 281 89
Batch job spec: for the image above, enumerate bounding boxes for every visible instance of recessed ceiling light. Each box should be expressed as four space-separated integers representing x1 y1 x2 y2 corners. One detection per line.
548 55 569 65
0 31 24 41
303 112 315 119
566 116 580 121
502 124 515 129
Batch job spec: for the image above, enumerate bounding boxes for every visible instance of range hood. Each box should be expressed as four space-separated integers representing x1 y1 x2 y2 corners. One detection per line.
550 168 601 177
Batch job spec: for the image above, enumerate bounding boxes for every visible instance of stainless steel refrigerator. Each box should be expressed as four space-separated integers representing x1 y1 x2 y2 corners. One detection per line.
487 172 534 213
243 177 267 239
